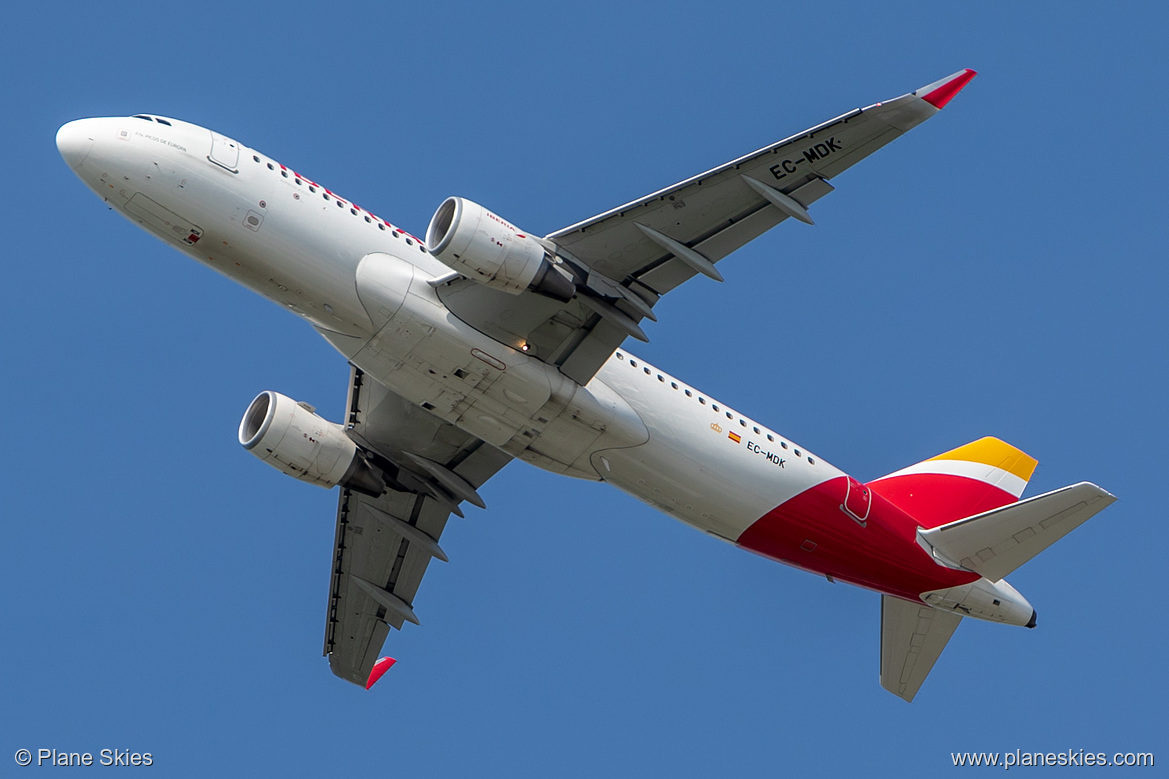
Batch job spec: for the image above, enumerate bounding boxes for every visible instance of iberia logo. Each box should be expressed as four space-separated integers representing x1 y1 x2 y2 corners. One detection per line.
728 431 741 444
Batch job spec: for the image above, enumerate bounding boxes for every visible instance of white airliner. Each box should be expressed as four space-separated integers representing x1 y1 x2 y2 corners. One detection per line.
57 69 1113 701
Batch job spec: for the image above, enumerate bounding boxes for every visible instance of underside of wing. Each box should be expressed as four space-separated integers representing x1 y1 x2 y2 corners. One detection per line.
324 366 512 687
436 70 976 385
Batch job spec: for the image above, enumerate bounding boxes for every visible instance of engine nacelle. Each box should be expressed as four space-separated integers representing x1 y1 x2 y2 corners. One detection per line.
238 391 385 496
426 197 574 301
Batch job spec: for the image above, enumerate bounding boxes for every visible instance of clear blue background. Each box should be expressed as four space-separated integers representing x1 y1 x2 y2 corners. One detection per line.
3 2 1165 775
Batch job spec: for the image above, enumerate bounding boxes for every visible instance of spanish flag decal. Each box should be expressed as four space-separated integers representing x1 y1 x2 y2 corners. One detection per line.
728 431 742 444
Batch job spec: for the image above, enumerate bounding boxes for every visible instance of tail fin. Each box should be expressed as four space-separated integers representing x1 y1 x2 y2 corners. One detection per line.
917 482 1116 582
867 437 1038 528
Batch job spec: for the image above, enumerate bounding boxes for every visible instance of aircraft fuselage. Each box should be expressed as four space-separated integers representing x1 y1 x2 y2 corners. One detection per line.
56 113 1032 627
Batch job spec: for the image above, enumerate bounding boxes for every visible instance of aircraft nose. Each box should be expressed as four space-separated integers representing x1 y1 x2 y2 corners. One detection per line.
56 119 96 169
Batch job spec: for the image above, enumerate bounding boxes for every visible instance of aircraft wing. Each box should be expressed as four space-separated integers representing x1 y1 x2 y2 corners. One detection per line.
436 70 976 385
324 366 512 687
880 594 963 703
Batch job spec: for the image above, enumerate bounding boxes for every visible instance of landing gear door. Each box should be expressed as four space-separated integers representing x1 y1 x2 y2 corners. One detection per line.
208 131 240 172
841 476 872 525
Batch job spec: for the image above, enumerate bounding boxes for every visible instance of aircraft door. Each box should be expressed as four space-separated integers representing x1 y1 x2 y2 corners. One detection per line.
841 476 872 525
208 131 240 172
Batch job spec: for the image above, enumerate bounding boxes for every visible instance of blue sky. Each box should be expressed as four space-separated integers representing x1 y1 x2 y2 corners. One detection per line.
3 2 1166 775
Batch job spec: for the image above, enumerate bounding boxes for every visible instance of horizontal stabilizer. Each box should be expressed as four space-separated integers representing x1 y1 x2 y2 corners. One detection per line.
880 595 963 702
918 482 1116 582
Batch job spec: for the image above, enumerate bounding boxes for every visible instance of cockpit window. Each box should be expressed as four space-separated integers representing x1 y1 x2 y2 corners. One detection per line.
132 115 153 121
156 118 172 126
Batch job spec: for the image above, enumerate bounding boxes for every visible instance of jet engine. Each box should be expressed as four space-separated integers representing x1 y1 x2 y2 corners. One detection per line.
426 196 575 301
238 391 385 496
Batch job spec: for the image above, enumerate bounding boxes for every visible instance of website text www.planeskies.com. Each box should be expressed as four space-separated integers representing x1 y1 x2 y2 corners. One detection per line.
951 749 1153 769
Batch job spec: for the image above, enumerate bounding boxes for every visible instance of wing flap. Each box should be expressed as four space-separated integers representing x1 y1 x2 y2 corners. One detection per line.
880 595 963 702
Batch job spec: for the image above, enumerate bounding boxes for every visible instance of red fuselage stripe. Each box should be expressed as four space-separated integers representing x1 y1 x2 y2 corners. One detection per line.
736 476 979 600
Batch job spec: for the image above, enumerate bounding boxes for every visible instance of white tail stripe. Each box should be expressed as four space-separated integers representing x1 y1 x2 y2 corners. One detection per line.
872 459 1028 499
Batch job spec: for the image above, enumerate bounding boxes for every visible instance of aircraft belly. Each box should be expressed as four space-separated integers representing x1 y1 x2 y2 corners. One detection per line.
521 376 650 478
345 273 576 450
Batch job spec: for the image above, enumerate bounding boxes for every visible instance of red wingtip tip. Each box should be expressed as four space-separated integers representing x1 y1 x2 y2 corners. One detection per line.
365 657 397 690
921 68 978 109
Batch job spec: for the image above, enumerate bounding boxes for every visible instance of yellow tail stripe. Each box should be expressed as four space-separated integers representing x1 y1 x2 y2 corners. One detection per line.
927 436 1038 482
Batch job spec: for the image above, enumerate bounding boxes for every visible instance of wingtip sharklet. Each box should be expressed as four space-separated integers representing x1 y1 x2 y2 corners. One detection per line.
365 656 397 689
919 68 978 109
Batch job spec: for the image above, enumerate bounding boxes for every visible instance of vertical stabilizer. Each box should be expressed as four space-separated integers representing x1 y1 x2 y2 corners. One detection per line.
868 437 1038 528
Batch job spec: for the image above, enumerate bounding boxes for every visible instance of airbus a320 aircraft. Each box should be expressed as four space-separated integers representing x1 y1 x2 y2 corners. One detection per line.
57 70 1114 701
